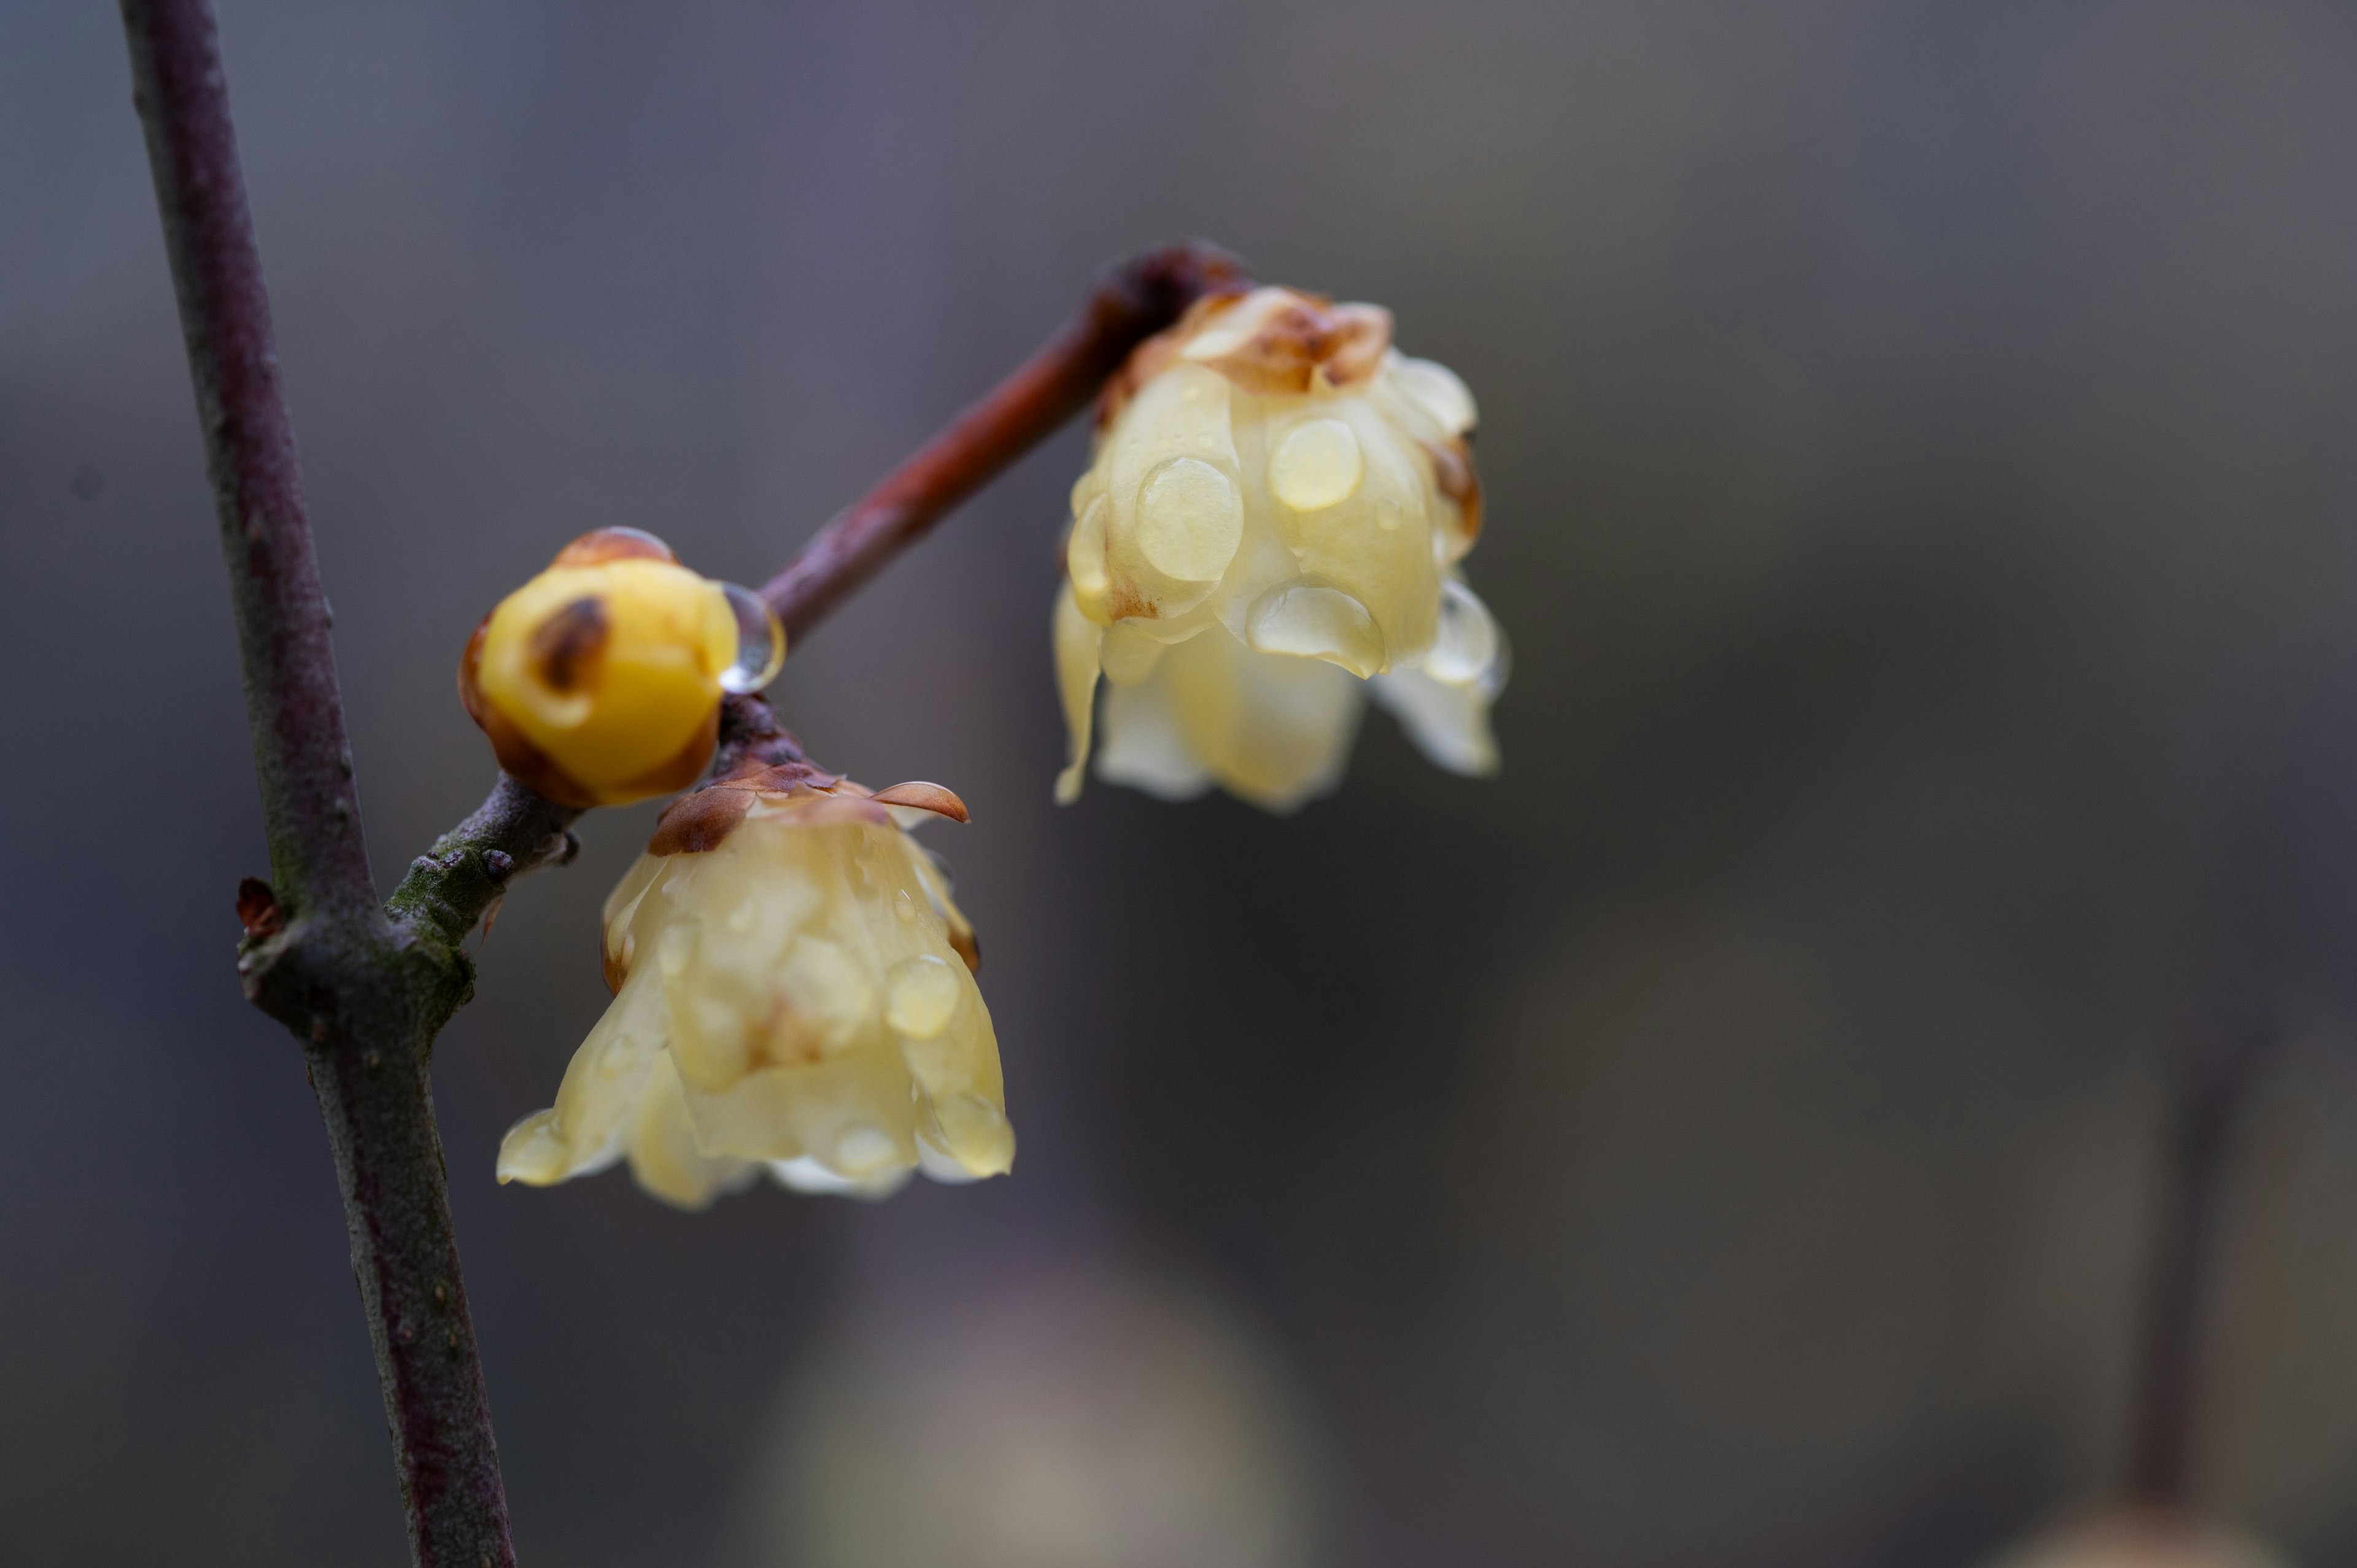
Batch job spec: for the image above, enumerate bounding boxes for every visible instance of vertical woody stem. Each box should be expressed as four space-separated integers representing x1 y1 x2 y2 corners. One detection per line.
117 0 367 923
2124 1006 2276 1510
118 2 517 1563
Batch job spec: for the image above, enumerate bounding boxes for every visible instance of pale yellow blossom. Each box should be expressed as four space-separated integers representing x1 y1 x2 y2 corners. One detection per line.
497 768 1008 1207
1055 286 1504 812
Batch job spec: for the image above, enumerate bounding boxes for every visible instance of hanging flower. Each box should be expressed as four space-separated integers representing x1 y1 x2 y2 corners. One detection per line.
496 763 1010 1207
1053 284 1506 813
460 527 785 807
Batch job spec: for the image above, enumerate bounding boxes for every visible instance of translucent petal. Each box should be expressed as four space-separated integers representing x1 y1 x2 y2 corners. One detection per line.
1391 355 1478 436
1099 621 1170 687
1052 583 1103 805
1095 671 1215 801
1371 664 1500 777
624 1051 757 1210
496 964 671 1186
1067 496 1112 622
770 1156 913 1199
1159 623 1366 813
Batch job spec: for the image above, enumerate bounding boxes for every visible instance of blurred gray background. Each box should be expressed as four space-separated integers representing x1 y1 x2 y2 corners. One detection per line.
9 1 2357 1563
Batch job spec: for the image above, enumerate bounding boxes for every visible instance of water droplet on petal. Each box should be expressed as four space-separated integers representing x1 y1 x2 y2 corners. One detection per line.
1136 457 1242 582
1247 584 1386 677
1423 577 1502 687
886 954 961 1038
934 1091 1015 1175
717 582 786 693
1269 418 1364 511
1067 495 1111 610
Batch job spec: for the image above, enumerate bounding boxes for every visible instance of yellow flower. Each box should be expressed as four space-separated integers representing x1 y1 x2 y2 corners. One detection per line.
495 766 1009 1207
460 528 784 807
1053 285 1504 812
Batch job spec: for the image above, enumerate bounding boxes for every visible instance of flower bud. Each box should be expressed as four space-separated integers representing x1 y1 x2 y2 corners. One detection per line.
496 765 1008 1207
460 528 785 807
1055 286 1504 811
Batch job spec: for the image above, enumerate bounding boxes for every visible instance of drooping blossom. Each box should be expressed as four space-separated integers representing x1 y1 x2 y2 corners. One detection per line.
1055 285 1504 812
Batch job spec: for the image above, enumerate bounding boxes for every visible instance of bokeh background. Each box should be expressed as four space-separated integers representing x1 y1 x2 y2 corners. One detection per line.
9 1 2357 1563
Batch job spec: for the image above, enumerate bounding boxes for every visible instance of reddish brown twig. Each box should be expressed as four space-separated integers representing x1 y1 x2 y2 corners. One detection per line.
762 241 1248 642
120 2 519 1563
121 1 1245 1551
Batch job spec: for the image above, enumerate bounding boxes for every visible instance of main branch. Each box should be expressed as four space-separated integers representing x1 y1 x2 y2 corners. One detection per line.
120 2 517 1564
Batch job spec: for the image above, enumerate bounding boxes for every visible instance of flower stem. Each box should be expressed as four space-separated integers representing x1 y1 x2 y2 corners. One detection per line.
761 241 1249 642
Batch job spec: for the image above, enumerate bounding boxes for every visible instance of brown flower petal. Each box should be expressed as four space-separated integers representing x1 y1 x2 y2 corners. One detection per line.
868 781 971 823
648 786 754 856
1094 290 1251 430
779 794 894 828
722 757 842 794
1422 436 1484 542
1189 292 1395 396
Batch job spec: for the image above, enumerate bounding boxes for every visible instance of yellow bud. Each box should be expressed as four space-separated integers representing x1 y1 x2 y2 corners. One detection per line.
459 528 784 806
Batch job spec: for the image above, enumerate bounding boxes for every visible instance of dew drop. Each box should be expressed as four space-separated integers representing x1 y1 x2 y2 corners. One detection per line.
1135 457 1242 583
716 582 786 693
1247 583 1386 677
936 1091 1015 1172
1376 497 1404 531
1067 495 1110 604
1423 576 1502 686
1269 419 1364 511
886 954 961 1038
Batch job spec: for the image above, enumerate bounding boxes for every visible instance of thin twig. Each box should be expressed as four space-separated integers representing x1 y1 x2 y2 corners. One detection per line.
762 241 1248 642
2124 1002 2278 1508
120 2 516 1563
